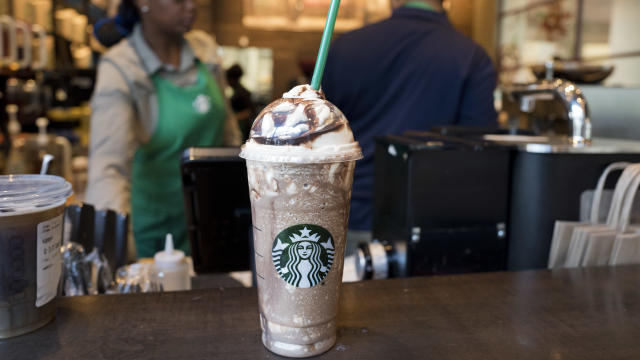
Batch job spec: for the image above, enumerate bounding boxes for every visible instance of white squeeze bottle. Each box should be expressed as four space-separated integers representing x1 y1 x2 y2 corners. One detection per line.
152 234 191 291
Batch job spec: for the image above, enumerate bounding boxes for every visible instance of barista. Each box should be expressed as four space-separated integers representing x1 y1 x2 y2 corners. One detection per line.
86 0 241 257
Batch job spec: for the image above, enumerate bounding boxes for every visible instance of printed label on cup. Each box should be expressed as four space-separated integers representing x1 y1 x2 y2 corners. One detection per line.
36 215 63 307
272 224 335 288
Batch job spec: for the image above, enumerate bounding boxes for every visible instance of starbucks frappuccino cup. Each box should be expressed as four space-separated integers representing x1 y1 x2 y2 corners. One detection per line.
240 85 362 357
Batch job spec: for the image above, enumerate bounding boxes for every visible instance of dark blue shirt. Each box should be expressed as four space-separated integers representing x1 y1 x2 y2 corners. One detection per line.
322 7 497 231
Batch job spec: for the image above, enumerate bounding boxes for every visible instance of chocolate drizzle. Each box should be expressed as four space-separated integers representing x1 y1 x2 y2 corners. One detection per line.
253 123 346 146
249 96 348 146
304 105 317 123
272 111 288 127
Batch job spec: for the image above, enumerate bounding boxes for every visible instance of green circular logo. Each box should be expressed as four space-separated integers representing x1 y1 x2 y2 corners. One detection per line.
272 224 335 288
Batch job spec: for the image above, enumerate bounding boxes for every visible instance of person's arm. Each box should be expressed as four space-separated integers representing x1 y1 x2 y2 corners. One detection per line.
456 47 498 126
215 70 243 146
85 59 137 215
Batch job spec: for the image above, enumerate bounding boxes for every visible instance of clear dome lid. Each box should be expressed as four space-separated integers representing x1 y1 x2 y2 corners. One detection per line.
0 175 73 215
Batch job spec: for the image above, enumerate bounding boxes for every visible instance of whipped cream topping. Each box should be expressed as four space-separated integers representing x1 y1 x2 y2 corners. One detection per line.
248 85 353 146
282 85 324 99
241 85 362 163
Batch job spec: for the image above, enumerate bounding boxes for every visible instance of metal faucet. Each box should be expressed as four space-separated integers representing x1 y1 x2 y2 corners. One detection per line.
504 61 592 146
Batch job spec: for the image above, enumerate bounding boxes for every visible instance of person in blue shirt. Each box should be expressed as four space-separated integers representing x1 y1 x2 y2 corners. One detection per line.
322 0 497 245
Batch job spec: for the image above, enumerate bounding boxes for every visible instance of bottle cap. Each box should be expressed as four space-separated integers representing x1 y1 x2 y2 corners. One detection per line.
154 234 185 268
6 104 18 114
36 117 49 146
6 104 20 136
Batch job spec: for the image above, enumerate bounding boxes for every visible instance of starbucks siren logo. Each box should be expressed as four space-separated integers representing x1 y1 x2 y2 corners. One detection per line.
192 94 211 114
272 224 335 288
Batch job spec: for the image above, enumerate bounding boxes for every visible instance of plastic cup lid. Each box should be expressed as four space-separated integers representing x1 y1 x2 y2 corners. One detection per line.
0 175 73 216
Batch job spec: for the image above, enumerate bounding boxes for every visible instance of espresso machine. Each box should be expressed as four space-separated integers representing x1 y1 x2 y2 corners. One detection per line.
355 69 640 279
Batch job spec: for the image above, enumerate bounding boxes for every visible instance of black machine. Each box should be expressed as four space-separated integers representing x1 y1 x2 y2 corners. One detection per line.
180 147 252 274
372 132 510 277
371 130 640 277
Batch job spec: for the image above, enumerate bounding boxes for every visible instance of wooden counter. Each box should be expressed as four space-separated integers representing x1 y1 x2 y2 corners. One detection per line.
2 266 640 359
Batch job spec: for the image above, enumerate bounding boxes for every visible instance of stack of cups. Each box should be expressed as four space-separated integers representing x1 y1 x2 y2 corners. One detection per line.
240 84 362 357
0 175 72 338
54 9 75 41
26 0 53 31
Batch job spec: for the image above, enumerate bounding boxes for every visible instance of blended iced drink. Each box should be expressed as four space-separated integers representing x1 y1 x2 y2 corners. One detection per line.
240 85 362 357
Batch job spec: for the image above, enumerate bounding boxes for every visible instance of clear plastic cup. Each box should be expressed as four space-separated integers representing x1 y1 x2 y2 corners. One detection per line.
0 175 72 338
240 84 362 357
245 159 356 357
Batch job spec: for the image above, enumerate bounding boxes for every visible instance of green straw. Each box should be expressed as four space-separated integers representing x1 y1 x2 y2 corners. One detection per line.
310 0 341 90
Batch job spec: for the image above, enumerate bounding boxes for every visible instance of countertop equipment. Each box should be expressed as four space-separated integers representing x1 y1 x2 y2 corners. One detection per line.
368 133 510 278
531 60 614 84
501 61 591 144
180 147 252 274
366 131 640 277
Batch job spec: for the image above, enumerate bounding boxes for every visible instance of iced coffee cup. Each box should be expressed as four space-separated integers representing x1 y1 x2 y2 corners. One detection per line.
240 85 362 357
0 175 72 338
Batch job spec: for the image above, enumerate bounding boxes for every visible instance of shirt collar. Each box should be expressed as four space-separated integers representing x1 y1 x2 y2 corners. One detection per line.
129 24 196 75
403 1 437 12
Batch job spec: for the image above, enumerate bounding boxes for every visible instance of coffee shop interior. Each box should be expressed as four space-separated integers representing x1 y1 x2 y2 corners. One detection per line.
2 0 640 358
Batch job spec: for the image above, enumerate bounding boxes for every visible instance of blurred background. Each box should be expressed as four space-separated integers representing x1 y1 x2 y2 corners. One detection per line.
0 0 639 204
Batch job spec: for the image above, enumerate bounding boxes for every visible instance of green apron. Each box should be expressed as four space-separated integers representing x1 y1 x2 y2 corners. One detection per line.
131 61 225 258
